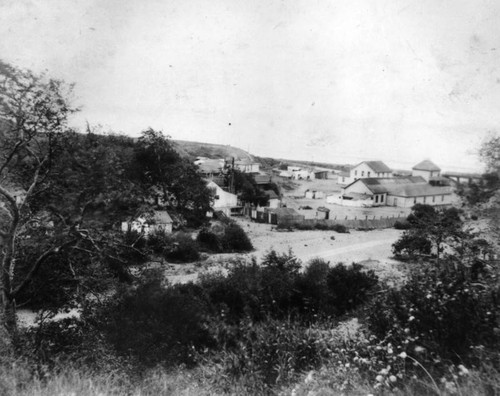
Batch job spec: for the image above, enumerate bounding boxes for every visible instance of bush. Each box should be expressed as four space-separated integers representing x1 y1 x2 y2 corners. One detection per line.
332 224 349 233
147 229 171 254
95 276 213 367
394 220 411 230
368 262 500 368
221 222 253 252
392 232 431 259
205 318 330 389
196 228 223 252
165 232 200 262
325 263 378 316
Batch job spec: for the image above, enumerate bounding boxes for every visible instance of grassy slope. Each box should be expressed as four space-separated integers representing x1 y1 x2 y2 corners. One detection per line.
172 140 254 162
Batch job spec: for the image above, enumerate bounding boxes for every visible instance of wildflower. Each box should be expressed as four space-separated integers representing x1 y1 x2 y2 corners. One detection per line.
408 316 415 322
389 375 397 383
305 371 314 383
345 363 350 368
414 346 425 354
388 348 393 354
458 364 469 376
376 375 384 382
426 293 432 299
399 352 407 359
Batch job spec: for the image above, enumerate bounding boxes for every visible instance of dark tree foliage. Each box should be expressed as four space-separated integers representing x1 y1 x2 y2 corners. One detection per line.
232 169 268 206
133 129 212 226
393 204 463 262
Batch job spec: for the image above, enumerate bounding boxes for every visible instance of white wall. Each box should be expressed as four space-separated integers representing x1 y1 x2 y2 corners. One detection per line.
343 180 373 195
350 163 392 180
412 169 440 181
208 181 238 208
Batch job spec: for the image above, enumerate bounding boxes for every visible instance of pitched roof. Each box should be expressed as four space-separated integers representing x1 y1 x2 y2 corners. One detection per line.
346 176 425 194
254 174 272 184
412 160 441 172
264 190 279 200
386 184 452 197
152 211 173 224
355 161 392 173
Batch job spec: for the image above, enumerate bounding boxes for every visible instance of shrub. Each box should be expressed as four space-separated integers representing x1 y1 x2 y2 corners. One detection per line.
394 220 411 230
221 222 253 252
147 229 171 254
332 224 349 233
314 222 330 230
196 228 223 252
165 232 200 262
206 318 330 389
368 262 500 368
95 276 213 367
392 232 431 259
294 222 315 230
325 263 378 316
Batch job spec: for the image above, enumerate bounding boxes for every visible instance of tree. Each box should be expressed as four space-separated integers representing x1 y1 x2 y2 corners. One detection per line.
393 204 463 263
0 61 78 342
479 133 500 174
133 129 212 225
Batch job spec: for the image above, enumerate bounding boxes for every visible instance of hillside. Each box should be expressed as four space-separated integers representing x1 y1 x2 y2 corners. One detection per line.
173 140 254 162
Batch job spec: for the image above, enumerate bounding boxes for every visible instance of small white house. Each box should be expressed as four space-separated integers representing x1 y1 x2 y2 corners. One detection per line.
265 190 281 208
207 181 238 215
121 210 173 235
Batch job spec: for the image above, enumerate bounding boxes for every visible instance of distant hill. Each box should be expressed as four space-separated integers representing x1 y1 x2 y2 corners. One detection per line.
172 140 254 162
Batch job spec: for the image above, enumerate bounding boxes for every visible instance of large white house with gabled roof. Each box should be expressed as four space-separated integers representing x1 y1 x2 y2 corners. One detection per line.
339 160 393 186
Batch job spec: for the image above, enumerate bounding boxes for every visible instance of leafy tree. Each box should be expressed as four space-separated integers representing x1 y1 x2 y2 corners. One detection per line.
0 61 79 342
479 133 500 174
393 204 463 263
133 129 212 225
233 169 268 206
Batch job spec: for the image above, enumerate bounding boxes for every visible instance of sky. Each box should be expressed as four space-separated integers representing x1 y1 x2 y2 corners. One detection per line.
1 0 500 172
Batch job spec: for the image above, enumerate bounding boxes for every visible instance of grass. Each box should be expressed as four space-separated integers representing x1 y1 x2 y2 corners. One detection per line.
3 359 498 396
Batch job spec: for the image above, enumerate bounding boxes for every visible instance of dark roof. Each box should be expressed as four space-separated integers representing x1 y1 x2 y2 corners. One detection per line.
254 175 272 184
355 161 392 173
387 184 452 197
264 190 279 200
412 160 441 172
345 176 425 194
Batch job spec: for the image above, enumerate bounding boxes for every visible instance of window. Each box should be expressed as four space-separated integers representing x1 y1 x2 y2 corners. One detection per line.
442 195 445 202
368 171 371 177
355 170 357 176
361 171 364 177
381 195 384 202
375 195 379 203
423 196 427 203
432 196 435 203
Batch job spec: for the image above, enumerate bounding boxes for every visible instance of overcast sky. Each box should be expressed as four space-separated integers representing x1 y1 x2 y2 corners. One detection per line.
2 0 500 172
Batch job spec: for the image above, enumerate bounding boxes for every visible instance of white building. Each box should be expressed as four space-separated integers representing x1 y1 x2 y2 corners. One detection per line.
121 210 173 235
207 180 239 215
334 175 453 208
412 160 441 181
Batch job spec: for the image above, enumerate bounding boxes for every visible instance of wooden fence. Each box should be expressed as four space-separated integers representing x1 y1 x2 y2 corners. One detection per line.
281 215 406 230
